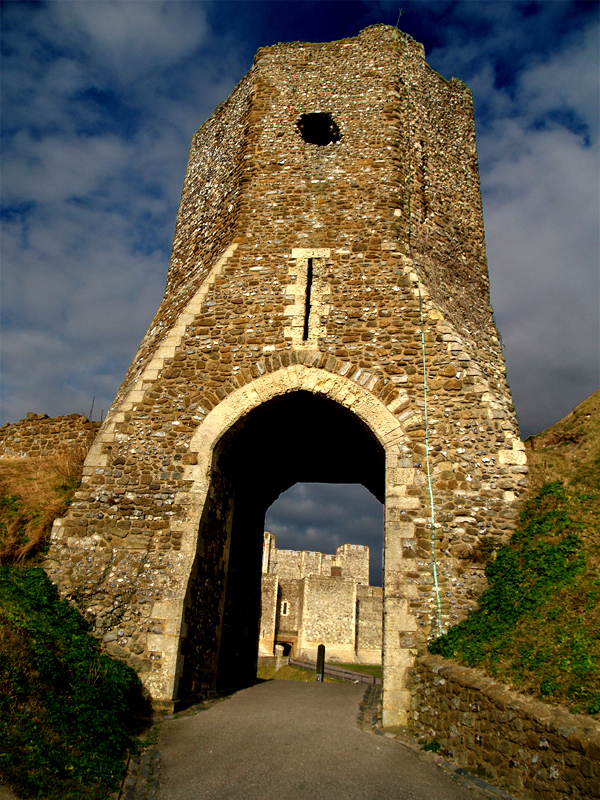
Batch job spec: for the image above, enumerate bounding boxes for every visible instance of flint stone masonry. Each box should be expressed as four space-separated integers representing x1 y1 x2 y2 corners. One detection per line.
263 531 370 584
0 414 100 459
46 25 526 725
410 655 600 800
299 575 358 663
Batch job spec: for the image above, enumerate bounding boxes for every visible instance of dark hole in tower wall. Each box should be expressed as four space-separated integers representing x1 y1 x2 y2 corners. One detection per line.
297 113 341 146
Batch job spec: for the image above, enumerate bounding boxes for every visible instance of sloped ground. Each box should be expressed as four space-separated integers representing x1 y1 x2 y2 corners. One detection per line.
431 390 600 715
0 449 85 561
0 448 150 799
0 391 597 799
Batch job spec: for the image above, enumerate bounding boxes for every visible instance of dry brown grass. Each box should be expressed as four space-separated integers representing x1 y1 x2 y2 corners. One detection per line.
526 389 600 493
0 445 89 562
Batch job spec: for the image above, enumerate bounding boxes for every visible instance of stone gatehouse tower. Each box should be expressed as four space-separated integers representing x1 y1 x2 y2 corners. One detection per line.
46 25 527 725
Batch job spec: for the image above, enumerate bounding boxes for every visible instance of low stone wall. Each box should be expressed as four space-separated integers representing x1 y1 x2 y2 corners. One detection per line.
0 413 100 459
410 655 600 799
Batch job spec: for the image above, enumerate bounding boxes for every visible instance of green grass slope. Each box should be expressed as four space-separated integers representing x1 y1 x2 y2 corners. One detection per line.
0 449 149 799
431 390 600 716
0 565 148 800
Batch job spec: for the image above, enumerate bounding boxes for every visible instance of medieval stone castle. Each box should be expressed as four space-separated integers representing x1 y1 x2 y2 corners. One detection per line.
259 533 383 664
2 25 529 726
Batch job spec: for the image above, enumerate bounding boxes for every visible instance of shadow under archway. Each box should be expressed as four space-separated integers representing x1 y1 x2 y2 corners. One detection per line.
177 390 385 703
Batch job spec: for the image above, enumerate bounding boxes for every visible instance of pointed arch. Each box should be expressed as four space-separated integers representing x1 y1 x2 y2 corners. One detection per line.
144 365 422 727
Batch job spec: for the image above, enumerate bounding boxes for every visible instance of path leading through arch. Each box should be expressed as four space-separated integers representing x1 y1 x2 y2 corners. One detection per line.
156 682 493 800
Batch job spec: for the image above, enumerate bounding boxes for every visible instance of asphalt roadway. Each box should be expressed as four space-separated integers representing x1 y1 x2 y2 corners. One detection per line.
156 680 494 800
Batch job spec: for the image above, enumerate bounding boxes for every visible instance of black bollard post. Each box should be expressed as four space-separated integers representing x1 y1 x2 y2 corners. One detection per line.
316 644 325 682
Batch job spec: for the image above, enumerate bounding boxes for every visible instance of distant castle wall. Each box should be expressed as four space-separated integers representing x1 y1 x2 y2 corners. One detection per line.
260 532 382 663
356 585 384 662
263 531 370 583
0 413 100 460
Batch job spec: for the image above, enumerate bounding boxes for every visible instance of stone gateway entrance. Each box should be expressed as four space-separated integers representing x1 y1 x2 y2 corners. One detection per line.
46 25 527 726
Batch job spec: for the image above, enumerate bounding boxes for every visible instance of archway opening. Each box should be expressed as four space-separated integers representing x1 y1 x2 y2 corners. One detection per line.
177 390 385 702
263 481 384 673
265 482 384 586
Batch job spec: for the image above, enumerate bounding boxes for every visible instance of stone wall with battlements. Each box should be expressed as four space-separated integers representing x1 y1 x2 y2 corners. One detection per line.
262 531 370 583
297 575 358 663
259 533 382 664
0 413 100 460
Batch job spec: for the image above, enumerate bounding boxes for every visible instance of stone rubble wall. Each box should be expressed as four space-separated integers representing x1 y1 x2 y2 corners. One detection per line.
297 575 358 662
260 534 382 663
268 541 370 582
258 574 278 654
410 655 600 800
0 413 100 459
356 585 383 662
109 72 254 412
44 25 526 713
335 544 370 584
275 578 302 639
274 549 335 579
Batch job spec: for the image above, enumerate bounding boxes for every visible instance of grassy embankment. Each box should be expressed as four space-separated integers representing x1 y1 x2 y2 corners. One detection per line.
0 447 149 800
430 390 600 716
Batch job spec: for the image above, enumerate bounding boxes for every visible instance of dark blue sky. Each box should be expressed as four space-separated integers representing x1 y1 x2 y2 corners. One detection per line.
1 1 598 580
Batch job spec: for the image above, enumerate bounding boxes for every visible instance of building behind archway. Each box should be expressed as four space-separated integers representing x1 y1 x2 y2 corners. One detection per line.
45 25 527 726
259 532 383 664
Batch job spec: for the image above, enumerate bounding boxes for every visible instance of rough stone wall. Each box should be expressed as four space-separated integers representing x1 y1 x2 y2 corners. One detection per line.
262 531 275 572
356 585 383 662
260 534 382 663
0 413 100 459
258 574 278 654
267 541 370 582
270 548 305 580
301 549 325 577
335 544 369 584
297 575 357 662
411 656 600 800
276 579 302 640
110 75 254 408
45 25 525 721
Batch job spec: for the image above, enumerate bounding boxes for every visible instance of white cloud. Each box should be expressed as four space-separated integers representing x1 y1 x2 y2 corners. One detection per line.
476 22 599 434
3 131 134 205
1 1 597 443
518 24 599 141
44 1 209 84
421 9 599 435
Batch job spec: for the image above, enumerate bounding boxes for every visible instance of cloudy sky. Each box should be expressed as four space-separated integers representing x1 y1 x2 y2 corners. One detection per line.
1 1 598 583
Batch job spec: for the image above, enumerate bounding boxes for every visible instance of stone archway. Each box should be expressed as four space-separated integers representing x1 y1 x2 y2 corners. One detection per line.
148 365 421 726
180 389 385 698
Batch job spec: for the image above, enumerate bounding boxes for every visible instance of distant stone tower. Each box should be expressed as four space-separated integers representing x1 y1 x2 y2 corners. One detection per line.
47 26 527 725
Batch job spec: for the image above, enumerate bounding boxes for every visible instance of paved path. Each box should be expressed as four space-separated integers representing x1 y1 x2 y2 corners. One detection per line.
156 681 494 800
